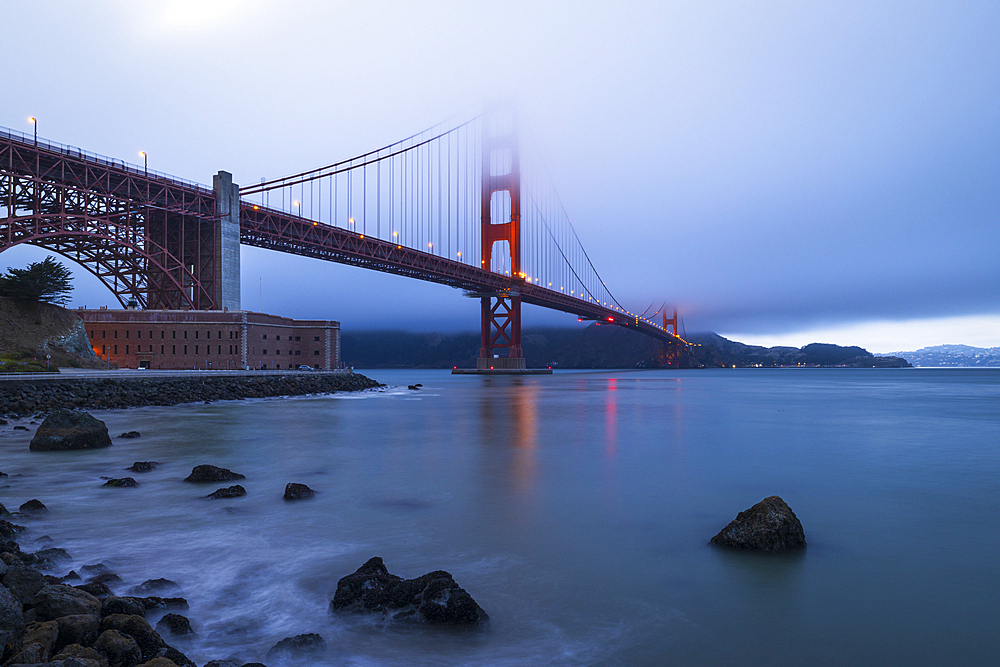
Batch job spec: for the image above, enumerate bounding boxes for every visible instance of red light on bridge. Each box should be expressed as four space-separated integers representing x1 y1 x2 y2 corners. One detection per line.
607 317 614 322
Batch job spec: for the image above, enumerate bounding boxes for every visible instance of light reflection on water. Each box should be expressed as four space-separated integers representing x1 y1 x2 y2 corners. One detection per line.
0 368 998 666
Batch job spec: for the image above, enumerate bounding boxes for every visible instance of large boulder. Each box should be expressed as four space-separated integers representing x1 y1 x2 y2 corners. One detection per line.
3 561 46 603
55 613 102 649
93 628 141 667
0 582 24 652
7 619 59 664
101 596 146 618
710 495 807 552
29 409 112 451
183 465 245 483
330 557 488 626
155 613 193 636
98 613 166 661
31 583 102 620
51 643 109 667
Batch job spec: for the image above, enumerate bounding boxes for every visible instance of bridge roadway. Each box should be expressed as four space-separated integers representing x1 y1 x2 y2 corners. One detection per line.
2 127 679 344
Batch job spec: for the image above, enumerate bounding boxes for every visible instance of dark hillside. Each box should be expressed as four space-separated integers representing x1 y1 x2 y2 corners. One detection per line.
0 296 102 369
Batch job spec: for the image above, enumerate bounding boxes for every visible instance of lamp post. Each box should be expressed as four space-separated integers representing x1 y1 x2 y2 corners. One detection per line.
28 117 36 146
140 151 147 176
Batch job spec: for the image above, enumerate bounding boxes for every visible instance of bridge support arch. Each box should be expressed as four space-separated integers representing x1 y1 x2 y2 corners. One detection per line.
478 107 525 370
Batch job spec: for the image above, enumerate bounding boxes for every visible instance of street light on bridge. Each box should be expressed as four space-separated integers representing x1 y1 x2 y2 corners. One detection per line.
139 151 147 176
28 117 37 146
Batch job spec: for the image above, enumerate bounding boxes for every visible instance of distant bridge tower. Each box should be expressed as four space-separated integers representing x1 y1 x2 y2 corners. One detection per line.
478 106 525 370
662 308 681 367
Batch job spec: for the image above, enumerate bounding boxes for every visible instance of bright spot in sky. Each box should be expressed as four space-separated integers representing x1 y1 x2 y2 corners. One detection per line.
725 314 1000 354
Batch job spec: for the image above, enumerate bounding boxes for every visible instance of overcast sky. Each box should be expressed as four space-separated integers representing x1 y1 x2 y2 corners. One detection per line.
3 0 998 352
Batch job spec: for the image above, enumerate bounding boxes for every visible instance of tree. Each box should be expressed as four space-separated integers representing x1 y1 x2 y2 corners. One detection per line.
0 257 74 304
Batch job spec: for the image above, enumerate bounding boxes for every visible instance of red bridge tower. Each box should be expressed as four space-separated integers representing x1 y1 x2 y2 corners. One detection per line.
478 108 525 370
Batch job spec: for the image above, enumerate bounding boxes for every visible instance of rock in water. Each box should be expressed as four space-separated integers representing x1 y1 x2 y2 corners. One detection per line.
283 483 315 500
183 465 245 483
119 431 141 438
156 612 194 636
128 461 158 473
103 477 139 488
330 556 489 626
129 578 182 596
29 409 112 451
266 633 327 660
19 499 48 513
206 485 247 499
710 495 806 552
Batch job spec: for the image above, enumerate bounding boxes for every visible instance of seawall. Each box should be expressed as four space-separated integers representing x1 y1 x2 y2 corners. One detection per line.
0 373 383 419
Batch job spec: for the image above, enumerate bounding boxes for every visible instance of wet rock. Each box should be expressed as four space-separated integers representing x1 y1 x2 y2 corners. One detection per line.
0 502 7 515
0 582 24 650
138 659 181 667
202 661 239 667
3 561 45 603
127 462 158 473
183 465 245 483
31 583 102 620
330 556 489 626
76 581 113 598
14 425 29 431
119 431 141 439
94 628 141 667
99 613 167 661
710 495 807 552
283 483 315 500
408 385 420 390
139 596 187 612
155 613 193 636
206 485 246 500
89 572 124 587
8 620 58 663
61 570 83 583
103 478 139 488
129 579 181 596
20 498 48 513
34 547 71 566
155 645 195 667
55 613 101 649
101 596 146 618
52 643 110 667
265 633 326 660
29 409 112 451
81 562 113 577
0 519 26 540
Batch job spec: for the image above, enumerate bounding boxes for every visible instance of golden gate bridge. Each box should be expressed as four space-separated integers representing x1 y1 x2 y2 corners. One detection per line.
1 108 684 370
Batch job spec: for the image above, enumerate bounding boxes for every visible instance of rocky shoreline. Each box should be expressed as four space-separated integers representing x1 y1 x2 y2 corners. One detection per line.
0 374 383 420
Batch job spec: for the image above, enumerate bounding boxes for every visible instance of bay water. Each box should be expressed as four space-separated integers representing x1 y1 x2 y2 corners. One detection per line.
1 368 998 665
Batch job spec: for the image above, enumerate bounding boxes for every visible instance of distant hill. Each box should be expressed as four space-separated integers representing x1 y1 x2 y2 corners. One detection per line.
880 344 1000 367
342 324 911 369
0 297 103 370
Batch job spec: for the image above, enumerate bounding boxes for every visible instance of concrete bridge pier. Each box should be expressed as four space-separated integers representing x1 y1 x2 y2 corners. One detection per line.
213 170 241 311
